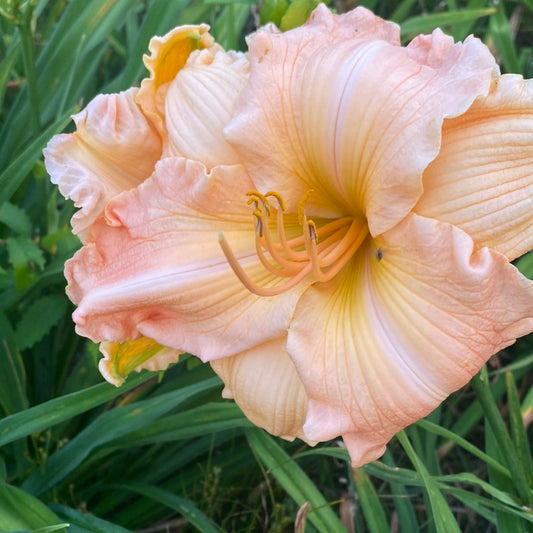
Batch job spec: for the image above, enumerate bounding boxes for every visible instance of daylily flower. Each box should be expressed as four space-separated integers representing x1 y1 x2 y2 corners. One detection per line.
44 5 533 466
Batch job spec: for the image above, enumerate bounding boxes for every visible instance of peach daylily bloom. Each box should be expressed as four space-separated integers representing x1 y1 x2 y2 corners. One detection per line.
44 5 533 466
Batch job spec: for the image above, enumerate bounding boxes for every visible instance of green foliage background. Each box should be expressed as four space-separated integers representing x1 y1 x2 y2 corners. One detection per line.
0 0 532 531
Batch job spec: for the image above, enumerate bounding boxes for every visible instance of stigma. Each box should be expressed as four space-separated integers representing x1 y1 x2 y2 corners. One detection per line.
219 190 368 296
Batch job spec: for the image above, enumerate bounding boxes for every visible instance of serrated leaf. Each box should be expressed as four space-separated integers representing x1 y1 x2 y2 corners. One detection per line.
6 236 45 270
0 202 32 235
15 294 68 350
13 264 38 291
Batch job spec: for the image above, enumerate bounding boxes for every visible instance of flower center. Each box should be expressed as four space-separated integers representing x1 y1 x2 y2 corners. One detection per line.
219 190 368 296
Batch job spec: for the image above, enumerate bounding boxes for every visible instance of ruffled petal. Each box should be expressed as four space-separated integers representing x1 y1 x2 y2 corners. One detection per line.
66 157 307 360
287 213 533 466
136 24 218 136
225 5 497 235
99 337 182 386
416 74 533 261
164 48 250 168
211 336 310 442
43 88 161 239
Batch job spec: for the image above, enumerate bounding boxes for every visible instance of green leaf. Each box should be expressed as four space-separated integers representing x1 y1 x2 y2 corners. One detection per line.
49 504 132 533
280 0 322 31
0 311 28 415
260 0 288 26
0 0 139 161
471 368 533 507
0 370 157 447
209 3 252 50
416 418 510 478
353 468 390 532
489 9 520 73
0 483 66 532
381 450 419 533
506 372 533 488
522 385 533 425
444 485 533 524
106 0 192 92
0 35 20 111
437 472 526 510
111 402 252 446
0 202 32 235
400 8 496 40
15 294 68 350
6 236 45 290
397 431 461 533
6 236 45 270
116 484 221 533
22 376 221 495
0 109 74 206
390 0 417 23
514 252 533 278
486 423 528 532
246 428 346 532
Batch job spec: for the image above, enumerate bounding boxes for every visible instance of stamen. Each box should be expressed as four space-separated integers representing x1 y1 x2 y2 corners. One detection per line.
219 190 368 296
219 232 313 297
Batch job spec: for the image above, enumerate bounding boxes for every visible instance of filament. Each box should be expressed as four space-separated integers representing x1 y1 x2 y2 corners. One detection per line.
220 191 368 296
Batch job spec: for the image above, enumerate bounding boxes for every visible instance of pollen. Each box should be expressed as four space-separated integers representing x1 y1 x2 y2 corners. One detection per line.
219 191 368 296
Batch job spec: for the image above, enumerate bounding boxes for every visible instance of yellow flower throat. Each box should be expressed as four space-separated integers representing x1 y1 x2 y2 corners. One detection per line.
219 190 368 296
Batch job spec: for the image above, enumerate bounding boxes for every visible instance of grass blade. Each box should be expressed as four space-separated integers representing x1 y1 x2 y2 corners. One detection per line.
396 430 461 533
471 368 533 507
117 484 221 533
400 8 496 40
0 482 66 532
489 9 520 73
353 467 389 532
49 504 133 533
22 376 221 495
506 371 533 487
0 371 156 447
246 428 346 532
0 108 74 206
0 311 28 415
